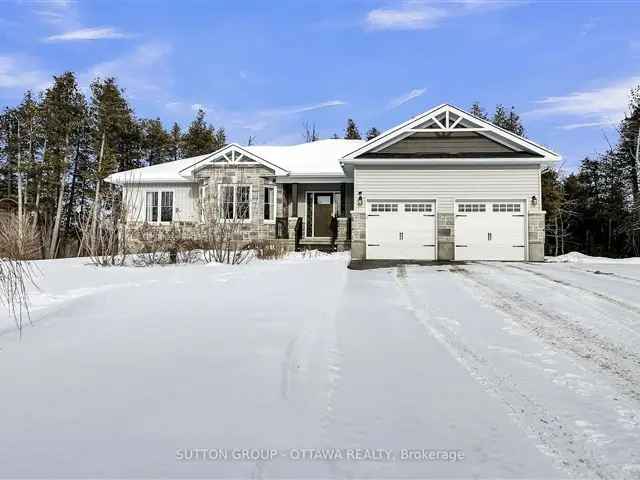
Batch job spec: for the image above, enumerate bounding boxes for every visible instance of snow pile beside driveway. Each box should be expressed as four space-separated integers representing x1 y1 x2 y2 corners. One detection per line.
2 255 640 477
547 251 640 264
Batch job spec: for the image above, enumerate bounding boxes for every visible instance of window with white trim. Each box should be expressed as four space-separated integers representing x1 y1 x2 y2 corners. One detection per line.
219 185 252 221
264 186 275 222
371 203 398 213
492 203 521 213
404 203 433 213
458 203 486 213
199 183 209 222
145 191 173 223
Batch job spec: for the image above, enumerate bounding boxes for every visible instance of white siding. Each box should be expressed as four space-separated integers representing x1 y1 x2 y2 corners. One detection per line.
354 165 541 212
123 182 198 222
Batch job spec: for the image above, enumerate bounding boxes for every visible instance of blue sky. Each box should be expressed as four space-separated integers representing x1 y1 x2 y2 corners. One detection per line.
1 0 639 169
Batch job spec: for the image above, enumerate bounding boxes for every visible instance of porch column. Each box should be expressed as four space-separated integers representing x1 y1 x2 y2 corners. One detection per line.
291 183 298 217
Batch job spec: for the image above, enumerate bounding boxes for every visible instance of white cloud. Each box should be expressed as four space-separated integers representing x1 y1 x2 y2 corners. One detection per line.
528 76 640 129
191 103 206 112
388 87 426 108
45 27 130 42
259 100 346 117
80 42 172 99
0 55 50 92
365 0 512 31
367 5 447 30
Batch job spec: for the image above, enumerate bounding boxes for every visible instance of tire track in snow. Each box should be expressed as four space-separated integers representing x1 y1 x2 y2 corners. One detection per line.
455 266 640 402
504 263 640 318
394 266 600 479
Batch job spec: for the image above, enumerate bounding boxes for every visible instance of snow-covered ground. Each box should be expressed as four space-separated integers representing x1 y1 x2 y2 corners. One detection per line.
2 254 640 478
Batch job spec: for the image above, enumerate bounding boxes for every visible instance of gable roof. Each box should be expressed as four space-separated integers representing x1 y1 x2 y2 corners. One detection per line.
104 139 365 185
341 104 561 164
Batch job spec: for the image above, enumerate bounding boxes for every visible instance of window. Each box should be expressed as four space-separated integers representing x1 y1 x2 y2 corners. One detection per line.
264 186 275 222
492 203 521 213
145 191 173 223
458 203 486 213
371 203 398 213
219 185 251 221
161 192 173 222
199 183 209 222
404 203 433 213
145 192 158 222
236 186 250 220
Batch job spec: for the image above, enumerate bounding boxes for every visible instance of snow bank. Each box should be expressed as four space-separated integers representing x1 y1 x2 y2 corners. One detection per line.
546 251 640 264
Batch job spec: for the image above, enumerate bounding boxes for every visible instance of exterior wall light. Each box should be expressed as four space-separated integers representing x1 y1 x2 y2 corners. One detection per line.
531 195 538 207
357 191 363 207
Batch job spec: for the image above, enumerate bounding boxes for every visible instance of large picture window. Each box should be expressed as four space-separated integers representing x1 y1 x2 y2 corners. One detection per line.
145 191 173 223
264 186 275 222
219 185 251 221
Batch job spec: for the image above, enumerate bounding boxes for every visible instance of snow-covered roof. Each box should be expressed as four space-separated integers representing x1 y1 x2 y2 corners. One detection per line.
105 139 366 184
105 153 214 184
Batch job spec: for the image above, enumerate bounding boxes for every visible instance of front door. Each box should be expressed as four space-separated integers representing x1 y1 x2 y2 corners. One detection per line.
313 193 334 237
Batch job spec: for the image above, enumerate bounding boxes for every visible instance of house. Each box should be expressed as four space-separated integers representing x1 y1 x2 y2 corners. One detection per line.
105 104 560 261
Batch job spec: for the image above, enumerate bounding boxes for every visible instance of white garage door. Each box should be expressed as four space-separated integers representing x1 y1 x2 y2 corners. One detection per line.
366 201 436 260
455 201 526 261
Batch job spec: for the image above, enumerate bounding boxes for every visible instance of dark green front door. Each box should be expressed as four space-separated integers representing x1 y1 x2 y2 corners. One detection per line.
313 193 333 237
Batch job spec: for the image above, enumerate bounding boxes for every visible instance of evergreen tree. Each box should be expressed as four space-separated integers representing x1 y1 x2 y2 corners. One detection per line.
40 72 87 258
344 119 361 140
140 118 170 165
366 127 381 140
469 101 488 120
492 104 525 136
168 122 183 161
182 109 225 157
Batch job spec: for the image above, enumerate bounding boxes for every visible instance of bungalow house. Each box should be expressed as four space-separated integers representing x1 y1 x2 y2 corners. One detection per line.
105 103 560 261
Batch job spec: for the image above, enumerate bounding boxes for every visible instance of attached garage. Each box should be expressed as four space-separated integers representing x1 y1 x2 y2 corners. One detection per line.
342 104 561 263
454 200 526 261
366 200 436 260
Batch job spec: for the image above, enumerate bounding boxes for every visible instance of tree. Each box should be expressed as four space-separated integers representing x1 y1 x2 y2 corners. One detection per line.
140 118 170 166
168 122 183 161
492 104 525 136
469 102 488 120
182 109 225 157
302 121 319 142
366 127 381 140
344 118 361 140
40 72 87 259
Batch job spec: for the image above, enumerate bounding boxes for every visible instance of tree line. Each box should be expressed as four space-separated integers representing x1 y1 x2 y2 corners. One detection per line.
0 72 226 258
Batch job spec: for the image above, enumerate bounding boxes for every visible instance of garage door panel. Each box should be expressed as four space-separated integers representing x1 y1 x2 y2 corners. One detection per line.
455 201 525 261
366 201 436 260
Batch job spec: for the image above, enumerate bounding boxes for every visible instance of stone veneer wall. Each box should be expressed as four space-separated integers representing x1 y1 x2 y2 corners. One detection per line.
528 211 546 262
437 212 454 261
350 211 366 260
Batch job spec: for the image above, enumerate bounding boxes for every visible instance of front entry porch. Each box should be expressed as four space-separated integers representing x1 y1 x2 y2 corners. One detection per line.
277 181 353 252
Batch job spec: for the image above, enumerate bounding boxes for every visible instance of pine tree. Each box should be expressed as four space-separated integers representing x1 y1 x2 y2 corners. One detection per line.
182 109 225 157
366 127 380 140
469 102 488 120
492 105 525 136
168 122 183 161
344 119 361 140
140 118 170 165
41 72 87 258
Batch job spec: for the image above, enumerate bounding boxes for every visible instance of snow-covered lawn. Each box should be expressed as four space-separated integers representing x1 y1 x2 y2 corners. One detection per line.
2 254 640 478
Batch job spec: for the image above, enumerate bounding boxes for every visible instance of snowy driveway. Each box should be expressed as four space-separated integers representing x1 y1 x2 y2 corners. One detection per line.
1 256 640 478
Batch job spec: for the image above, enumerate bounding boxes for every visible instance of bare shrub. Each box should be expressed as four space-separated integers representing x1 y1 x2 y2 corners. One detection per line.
198 168 257 265
0 212 39 336
250 239 288 260
78 178 142 266
132 223 171 266
0 213 41 260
